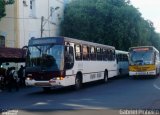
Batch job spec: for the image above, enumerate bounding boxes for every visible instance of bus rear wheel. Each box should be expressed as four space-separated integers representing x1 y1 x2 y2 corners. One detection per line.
75 74 82 90
104 71 108 83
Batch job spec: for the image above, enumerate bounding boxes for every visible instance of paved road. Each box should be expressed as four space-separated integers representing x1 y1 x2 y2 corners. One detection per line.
1 76 160 114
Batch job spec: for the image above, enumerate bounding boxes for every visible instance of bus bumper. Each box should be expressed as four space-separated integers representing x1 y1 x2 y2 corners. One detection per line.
25 79 63 87
129 70 156 76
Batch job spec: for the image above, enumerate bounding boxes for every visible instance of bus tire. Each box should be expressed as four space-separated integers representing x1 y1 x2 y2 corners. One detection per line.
155 69 159 78
119 69 122 75
155 69 157 77
157 68 160 77
43 87 51 92
75 74 82 90
104 71 108 83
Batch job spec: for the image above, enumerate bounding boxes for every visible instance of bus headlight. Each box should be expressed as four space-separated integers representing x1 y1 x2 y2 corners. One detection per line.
57 77 64 80
56 77 60 80
26 77 32 80
51 77 64 80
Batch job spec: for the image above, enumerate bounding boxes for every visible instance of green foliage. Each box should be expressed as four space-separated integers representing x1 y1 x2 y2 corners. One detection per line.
0 0 14 20
61 0 160 51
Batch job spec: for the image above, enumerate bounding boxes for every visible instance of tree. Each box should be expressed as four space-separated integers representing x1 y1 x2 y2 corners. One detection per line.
0 0 14 20
61 0 160 51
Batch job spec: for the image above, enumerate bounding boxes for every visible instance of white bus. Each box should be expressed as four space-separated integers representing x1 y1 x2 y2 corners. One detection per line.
25 37 118 91
116 50 129 76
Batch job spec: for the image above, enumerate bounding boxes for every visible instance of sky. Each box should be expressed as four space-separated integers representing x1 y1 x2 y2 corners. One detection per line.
130 0 160 33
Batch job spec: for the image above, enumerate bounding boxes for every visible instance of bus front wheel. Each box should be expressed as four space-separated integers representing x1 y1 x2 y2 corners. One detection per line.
43 87 51 92
104 71 108 83
75 74 82 90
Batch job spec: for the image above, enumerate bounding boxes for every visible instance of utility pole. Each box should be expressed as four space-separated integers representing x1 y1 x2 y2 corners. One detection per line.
41 16 44 37
40 7 60 38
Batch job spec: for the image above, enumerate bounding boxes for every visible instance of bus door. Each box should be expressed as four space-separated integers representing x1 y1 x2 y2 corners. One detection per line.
64 45 74 70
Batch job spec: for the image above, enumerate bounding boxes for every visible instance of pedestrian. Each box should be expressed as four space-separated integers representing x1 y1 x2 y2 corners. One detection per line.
6 67 12 91
0 67 6 90
8 67 19 92
18 65 25 86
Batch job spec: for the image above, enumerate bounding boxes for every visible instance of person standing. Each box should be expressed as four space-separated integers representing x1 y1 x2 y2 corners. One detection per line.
8 67 19 92
18 65 25 86
6 67 12 92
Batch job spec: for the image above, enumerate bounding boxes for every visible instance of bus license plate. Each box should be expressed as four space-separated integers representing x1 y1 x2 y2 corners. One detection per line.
137 72 146 75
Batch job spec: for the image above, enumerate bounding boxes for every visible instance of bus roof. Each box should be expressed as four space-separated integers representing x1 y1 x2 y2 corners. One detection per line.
64 37 115 49
115 50 128 54
29 36 115 49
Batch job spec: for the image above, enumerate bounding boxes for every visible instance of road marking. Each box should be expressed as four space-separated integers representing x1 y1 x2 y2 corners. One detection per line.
153 83 160 90
63 103 107 109
153 77 160 90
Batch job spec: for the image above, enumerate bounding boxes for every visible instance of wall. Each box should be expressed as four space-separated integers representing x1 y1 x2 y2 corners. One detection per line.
0 0 64 48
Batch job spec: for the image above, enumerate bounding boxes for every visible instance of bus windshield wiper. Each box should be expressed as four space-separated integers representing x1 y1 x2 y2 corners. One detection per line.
45 44 54 52
35 46 42 55
134 60 143 63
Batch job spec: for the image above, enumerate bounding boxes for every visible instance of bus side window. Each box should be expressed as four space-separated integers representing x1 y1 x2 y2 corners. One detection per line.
96 47 103 61
119 54 122 61
75 44 82 60
156 53 159 62
154 52 157 63
90 47 96 60
65 46 74 70
103 49 107 61
124 55 128 61
116 54 119 62
100 48 103 60
112 50 116 60
108 50 112 61
83 45 89 60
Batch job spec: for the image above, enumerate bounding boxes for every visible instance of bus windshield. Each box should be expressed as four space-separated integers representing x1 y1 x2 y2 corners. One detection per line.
130 50 154 65
26 44 64 71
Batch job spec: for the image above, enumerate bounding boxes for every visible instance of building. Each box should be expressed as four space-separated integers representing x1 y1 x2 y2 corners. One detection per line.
0 0 64 48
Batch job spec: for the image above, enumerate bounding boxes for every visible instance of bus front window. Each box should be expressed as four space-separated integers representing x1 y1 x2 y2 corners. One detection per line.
130 51 154 65
26 45 64 71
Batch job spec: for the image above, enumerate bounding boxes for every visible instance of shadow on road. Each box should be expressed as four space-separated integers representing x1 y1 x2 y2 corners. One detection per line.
26 74 158 96
26 79 118 96
17 109 119 115
1 74 160 113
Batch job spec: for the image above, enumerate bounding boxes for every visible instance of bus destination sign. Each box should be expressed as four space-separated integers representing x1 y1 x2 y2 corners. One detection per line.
29 37 64 45
133 48 149 51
